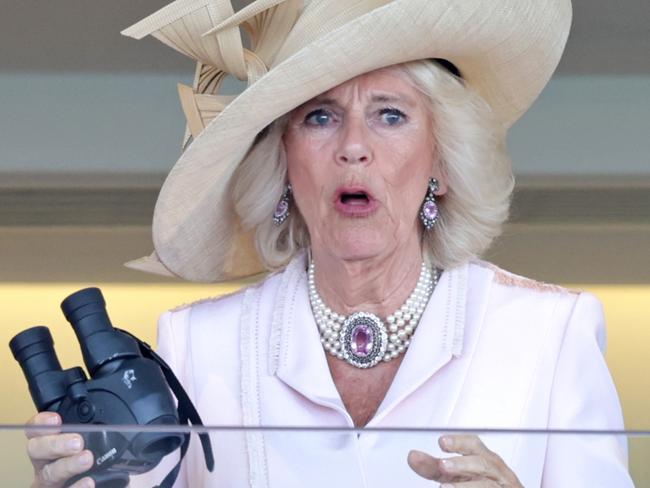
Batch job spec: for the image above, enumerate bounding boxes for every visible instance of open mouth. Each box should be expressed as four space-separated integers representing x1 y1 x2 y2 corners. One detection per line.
340 192 370 205
334 187 378 216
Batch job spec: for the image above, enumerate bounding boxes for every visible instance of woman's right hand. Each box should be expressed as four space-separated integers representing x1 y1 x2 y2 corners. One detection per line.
26 412 95 488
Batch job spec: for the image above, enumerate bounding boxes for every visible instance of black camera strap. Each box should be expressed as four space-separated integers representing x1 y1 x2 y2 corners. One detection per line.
117 329 215 487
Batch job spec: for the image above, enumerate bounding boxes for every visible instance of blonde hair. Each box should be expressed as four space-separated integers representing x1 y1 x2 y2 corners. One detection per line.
231 59 514 271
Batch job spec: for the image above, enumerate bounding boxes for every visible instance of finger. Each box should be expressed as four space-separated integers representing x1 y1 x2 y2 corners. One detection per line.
438 443 524 488
25 412 62 439
440 481 501 488
409 451 490 484
438 454 503 482
68 476 95 488
28 433 84 469
407 450 441 480
37 450 93 487
407 450 447 481
439 434 489 456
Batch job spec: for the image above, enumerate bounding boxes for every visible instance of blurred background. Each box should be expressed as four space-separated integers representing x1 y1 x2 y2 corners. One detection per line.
0 0 649 483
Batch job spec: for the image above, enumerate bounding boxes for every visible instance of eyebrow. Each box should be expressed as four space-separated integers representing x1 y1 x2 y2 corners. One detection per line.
309 97 337 106
370 94 415 105
309 93 418 107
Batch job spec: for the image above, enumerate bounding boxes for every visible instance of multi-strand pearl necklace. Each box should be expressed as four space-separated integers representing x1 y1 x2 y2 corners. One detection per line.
308 261 438 369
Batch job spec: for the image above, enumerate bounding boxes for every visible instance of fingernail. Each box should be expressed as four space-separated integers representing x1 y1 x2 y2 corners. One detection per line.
46 414 60 425
81 477 95 488
441 436 453 448
409 449 426 461
67 436 82 451
78 451 93 467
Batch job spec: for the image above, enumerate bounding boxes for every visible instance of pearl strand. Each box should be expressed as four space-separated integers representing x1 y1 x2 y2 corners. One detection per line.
308 261 438 364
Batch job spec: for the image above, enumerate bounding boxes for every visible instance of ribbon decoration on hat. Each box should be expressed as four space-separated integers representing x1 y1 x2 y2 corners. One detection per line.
122 0 300 145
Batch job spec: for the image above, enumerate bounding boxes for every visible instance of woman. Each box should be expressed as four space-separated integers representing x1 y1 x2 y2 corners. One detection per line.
25 0 632 487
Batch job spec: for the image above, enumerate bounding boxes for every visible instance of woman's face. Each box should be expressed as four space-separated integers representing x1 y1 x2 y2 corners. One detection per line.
283 66 447 262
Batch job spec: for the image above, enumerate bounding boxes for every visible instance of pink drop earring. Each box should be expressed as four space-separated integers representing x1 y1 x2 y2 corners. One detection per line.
419 178 439 230
273 184 292 225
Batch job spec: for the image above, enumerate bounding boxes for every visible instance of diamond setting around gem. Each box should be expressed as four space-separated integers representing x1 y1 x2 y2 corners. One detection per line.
419 178 439 230
273 185 292 225
340 312 387 368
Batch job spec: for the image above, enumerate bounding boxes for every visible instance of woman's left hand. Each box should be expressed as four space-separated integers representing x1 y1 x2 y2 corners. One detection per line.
407 434 524 487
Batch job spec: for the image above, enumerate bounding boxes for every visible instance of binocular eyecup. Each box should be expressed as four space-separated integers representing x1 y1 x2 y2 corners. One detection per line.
10 326 85 412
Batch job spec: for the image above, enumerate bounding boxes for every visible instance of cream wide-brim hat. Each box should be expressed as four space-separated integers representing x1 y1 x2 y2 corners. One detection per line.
122 0 572 282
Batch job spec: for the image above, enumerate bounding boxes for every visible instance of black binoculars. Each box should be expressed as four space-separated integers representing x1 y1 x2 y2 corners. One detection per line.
10 287 213 488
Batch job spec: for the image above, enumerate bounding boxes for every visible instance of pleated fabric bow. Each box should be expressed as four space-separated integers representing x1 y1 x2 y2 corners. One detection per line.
122 0 301 148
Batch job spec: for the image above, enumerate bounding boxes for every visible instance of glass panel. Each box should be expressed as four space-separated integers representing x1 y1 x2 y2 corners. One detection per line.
2 425 646 487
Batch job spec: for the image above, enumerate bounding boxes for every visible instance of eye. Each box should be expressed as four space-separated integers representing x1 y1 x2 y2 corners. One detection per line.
379 107 407 126
305 109 334 127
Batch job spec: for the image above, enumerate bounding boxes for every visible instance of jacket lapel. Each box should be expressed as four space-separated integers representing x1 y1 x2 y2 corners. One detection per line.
370 262 472 426
272 253 347 415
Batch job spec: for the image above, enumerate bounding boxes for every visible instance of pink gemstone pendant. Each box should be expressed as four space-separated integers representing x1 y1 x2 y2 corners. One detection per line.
340 312 387 368
351 323 374 357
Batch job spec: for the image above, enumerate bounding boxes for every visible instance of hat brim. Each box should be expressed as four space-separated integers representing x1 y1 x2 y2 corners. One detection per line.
130 0 571 282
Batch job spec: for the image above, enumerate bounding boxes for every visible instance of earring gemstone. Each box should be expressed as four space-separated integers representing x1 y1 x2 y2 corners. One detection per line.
422 200 438 222
274 200 289 220
273 185 292 225
419 177 439 230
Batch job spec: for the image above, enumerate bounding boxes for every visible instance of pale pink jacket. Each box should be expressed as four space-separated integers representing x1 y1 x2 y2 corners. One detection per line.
138 254 632 487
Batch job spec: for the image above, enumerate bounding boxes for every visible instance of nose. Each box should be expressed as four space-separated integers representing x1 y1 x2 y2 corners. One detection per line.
335 116 373 165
